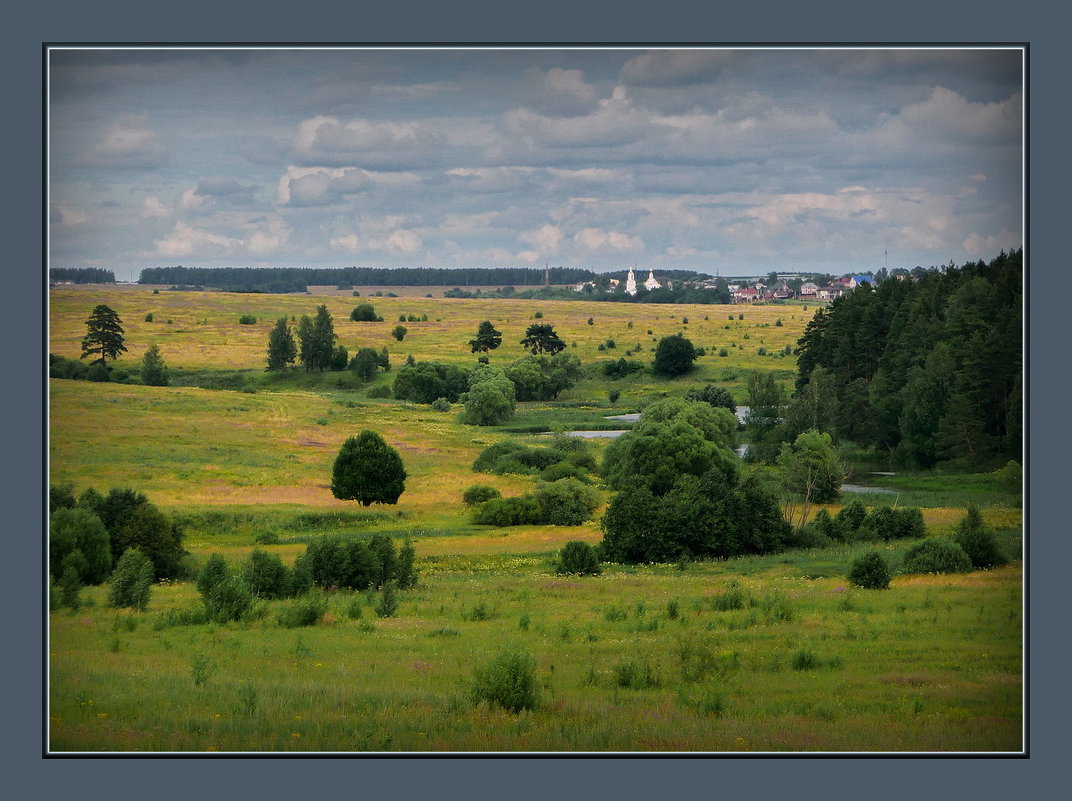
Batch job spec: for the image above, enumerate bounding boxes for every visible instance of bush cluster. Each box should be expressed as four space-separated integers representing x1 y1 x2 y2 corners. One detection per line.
801 501 927 545
847 551 892 589
470 648 540 713
554 541 601 576
953 505 1007 569
900 538 973 574
473 437 597 482
471 479 599 527
602 357 645 379
297 534 417 591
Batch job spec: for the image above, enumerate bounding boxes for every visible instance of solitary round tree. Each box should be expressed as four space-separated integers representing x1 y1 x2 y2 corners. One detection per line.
652 333 697 376
331 431 407 506
81 304 127 366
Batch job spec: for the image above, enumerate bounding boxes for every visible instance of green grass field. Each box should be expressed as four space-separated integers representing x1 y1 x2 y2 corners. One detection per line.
47 285 1023 753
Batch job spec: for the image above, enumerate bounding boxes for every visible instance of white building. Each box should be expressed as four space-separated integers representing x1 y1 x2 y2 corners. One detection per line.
644 270 661 291
625 268 638 296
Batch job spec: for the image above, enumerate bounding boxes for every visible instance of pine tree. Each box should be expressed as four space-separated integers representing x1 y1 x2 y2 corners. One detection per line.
469 320 502 353
266 317 297 371
140 343 169 386
81 304 127 365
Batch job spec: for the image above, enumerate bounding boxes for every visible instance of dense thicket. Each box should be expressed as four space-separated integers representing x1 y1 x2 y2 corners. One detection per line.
51 268 116 284
793 250 1022 467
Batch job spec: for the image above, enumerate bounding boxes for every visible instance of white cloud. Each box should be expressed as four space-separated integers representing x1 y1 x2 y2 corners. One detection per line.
620 50 732 85
142 196 170 218
153 222 242 257
386 229 421 254
84 115 167 168
330 234 361 253
277 166 375 206
519 224 564 254
962 229 1022 258
572 227 645 255
293 114 447 166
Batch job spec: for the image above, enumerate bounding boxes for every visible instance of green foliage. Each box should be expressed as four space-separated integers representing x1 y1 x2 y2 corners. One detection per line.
367 384 393 399
506 352 583 401
900 538 973 575
196 553 230 597
50 508 112 584
395 539 418 589
470 648 540 713
140 343 169 386
350 303 382 322
392 360 470 403
469 320 503 353
144 312 154 322
953 505 1007 569
392 325 408 342
50 483 77 513
81 304 127 365
59 555 84 609
652 333 697 376
471 495 542 526
834 499 868 540
331 431 407 506
242 549 295 599
555 541 601 576
847 551 892 589
858 506 926 542
430 397 451 412
238 314 257 325
107 548 153 611
202 575 254 623
329 345 349 371
602 404 738 496
602 357 644 379
459 364 516 426
266 317 298 372
297 535 415 591
533 479 599 526
277 592 328 628
683 384 737 412
108 497 188 580
600 468 789 564
777 430 843 508
520 323 566 355
744 371 789 463
612 658 661 689
375 581 400 618
462 485 502 506
349 347 385 381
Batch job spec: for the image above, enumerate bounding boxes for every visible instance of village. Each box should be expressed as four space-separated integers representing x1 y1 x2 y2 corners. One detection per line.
572 266 886 302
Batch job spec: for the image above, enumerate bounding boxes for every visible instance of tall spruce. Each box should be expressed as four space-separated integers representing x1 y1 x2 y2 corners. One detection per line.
81 304 127 366
266 317 297 371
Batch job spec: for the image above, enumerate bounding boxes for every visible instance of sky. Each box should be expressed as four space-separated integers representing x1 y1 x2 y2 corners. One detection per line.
48 46 1024 279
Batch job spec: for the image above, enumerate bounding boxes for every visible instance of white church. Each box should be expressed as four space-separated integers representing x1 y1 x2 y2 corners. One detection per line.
625 268 663 296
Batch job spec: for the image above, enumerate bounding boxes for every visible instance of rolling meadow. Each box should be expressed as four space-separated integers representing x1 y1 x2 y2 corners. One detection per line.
47 284 1023 753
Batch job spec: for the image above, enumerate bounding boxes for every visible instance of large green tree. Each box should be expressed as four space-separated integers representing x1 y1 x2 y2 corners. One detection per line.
520 323 566 355
459 364 516 426
776 430 844 529
266 317 297 371
49 508 112 584
297 306 336 371
81 304 127 366
331 431 407 506
469 320 503 353
651 333 697 376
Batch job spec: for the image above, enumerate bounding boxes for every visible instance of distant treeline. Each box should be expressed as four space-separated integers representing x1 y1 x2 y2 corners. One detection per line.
138 266 606 293
50 268 116 284
795 249 1022 468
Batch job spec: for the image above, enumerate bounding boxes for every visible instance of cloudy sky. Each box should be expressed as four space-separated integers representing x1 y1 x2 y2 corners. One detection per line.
48 47 1023 278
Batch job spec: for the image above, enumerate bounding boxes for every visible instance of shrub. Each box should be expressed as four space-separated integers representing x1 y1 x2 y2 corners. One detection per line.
430 397 451 412
367 384 393 399
392 325 408 342
196 553 230 597
953 505 1007 569
471 648 540 713
834 499 868 539
847 551 892 589
612 658 661 689
375 581 400 618
463 485 502 506
683 384 737 412
602 357 644 379
242 549 293 599
59 557 83 609
533 479 599 526
900 538 973 574
555 541 601 576
238 314 257 325
350 303 382 322
144 312 154 322
277 592 328 628
472 496 542 526
107 548 154 611
202 575 254 622
50 507 112 584
395 540 418 589
858 506 926 541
